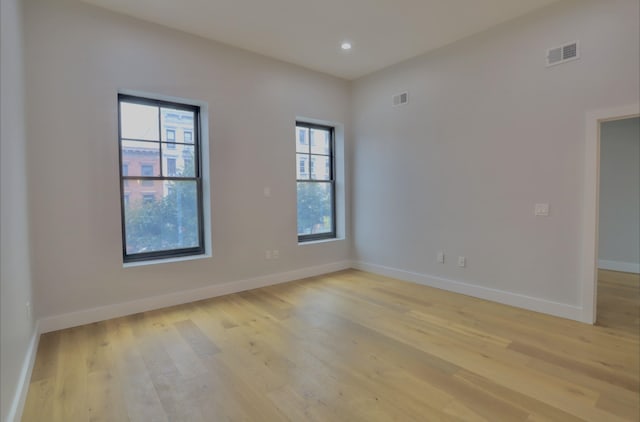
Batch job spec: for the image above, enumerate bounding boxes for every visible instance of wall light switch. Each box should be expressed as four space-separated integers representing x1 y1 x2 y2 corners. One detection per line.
535 203 550 216
263 187 271 197
457 256 466 267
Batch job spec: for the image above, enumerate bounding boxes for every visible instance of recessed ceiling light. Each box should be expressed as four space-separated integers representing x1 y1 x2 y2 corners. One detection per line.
341 41 352 51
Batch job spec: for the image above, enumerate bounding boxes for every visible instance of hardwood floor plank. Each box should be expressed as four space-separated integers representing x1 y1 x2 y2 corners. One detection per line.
85 370 128 422
507 340 639 393
22 269 640 421
174 319 221 358
29 332 59 382
52 326 89 422
21 378 55 422
107 318 168 422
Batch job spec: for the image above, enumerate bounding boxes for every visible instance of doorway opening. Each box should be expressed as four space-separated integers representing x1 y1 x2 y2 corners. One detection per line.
582 104 639 324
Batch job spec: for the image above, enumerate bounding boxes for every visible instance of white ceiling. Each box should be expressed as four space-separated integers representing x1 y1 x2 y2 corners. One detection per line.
81 0 560 80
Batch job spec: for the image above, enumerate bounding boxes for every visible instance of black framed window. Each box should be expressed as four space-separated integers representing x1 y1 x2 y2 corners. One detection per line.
118 94 204 262
296 122 335 242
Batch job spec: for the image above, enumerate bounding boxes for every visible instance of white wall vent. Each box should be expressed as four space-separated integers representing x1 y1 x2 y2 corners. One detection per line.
546 41 579 67
392 91 409 107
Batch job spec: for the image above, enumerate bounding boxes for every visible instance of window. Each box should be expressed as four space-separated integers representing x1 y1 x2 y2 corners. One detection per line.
298 128 307 146
299 158 306 176
118 94 204 262
141 164 154 186
296 122 335 241
167 158 177 176
166 129 176 149
184 131 192 142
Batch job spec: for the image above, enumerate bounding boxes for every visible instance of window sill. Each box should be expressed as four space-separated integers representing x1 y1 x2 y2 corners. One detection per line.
123 252 211 268
298 237 345 246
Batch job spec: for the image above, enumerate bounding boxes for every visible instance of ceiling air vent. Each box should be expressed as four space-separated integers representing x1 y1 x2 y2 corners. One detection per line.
392 91 409 107
546 41 579 67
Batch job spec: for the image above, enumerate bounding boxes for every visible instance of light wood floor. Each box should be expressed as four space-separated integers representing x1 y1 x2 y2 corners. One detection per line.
22 269 639 421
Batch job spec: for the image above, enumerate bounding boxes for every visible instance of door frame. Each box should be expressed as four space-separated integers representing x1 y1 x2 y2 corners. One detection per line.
581 103 639 324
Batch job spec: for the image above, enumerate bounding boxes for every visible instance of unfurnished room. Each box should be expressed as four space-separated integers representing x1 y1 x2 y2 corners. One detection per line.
1 0 639 420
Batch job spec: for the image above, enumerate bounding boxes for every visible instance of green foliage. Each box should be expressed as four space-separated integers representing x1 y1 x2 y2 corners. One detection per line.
125 156 199 254
297 182 332 235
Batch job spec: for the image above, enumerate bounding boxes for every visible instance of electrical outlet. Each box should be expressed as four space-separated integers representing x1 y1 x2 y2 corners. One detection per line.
457 256 466 267
272 250 279 259
437 251 445 263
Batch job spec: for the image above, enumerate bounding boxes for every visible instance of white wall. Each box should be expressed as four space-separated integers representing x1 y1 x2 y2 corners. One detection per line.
352 0 639 308
599 117 640 273
24 0 350 321
1 0 37 419
21 0 640 328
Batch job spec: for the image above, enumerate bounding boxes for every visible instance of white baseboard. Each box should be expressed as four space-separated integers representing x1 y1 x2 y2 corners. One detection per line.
38 258 594 333
353 261 584 322
38 261 351 333
598 260 640 274
6 323 40 422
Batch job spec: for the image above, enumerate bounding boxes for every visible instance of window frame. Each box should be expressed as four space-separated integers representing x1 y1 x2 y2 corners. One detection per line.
296 121 336 242
118 93 205 263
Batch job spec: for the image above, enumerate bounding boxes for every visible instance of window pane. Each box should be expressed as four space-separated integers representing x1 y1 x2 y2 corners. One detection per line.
163 143 196 177
121 140 160 176
124 180 200 254
120 102 159 140
296 126 309 153
310 128 330 155
297 182 333 236
296 153 309 180
310 155 330 180
161 108 195 143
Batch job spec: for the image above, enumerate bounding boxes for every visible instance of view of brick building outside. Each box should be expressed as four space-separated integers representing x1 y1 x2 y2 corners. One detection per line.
122 109 195 207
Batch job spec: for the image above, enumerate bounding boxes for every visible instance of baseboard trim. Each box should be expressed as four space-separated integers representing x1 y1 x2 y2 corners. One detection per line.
6 323 40 422
598 260 640 274
38 261 351 333
353 261 584 322
38 258 594 333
